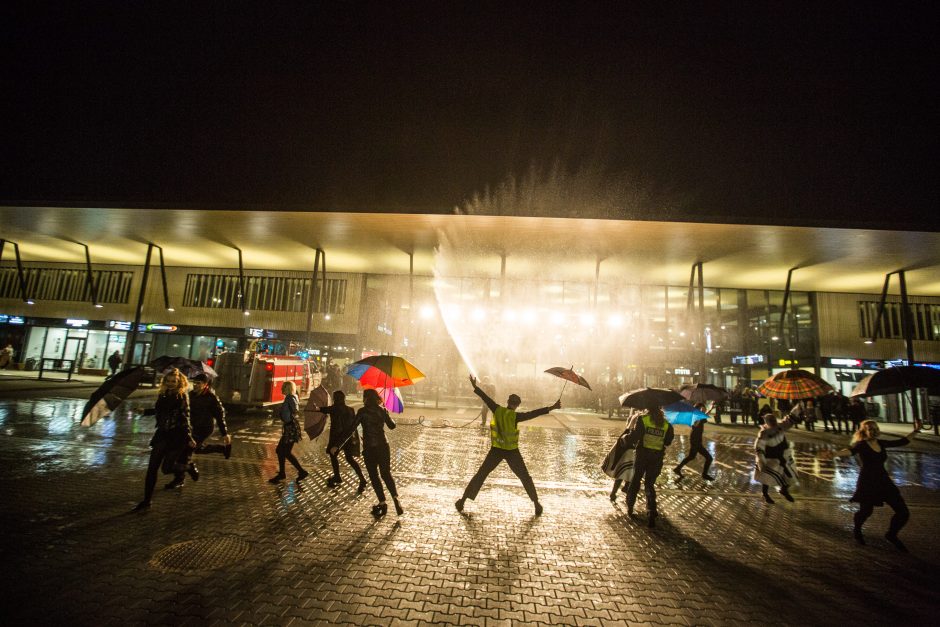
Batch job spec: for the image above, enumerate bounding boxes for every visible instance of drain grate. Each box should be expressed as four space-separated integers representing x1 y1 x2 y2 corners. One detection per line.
149 535 250 573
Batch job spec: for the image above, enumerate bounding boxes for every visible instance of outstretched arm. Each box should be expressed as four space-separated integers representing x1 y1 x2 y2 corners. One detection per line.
470 375 499 414
517 399 561 422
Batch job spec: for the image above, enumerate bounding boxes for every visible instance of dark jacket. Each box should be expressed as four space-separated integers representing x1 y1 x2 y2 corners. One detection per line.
188 387 227 441
354 404 396 450
324 403 358 449
151 392 192 440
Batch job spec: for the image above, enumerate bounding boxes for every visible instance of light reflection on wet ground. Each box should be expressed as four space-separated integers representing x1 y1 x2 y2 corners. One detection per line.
1 396 939 505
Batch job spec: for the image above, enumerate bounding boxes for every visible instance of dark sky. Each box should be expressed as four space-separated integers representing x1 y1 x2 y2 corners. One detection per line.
2 2 938 230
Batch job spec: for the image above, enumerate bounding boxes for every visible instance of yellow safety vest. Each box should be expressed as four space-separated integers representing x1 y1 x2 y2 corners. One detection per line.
641 414 667 451
491 406 520 450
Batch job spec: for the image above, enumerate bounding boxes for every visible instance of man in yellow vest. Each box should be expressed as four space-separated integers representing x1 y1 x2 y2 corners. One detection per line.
456 375 561 516
622 406 674 527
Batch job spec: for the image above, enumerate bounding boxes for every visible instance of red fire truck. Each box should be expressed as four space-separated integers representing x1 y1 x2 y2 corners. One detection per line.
212 351 319 411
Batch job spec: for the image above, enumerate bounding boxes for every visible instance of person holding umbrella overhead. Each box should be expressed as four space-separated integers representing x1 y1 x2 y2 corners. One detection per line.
456 375 561 516
818 420 921 551
754 411 798 504
620 403 675 527
135 369 195 510
672 403 715 481
332 388 402 518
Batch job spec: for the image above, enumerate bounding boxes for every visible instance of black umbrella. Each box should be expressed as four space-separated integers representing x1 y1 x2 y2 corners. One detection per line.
80 367 148 427
620 387 684 409
150 355 217 379
850 365 940 397
679 383 729 403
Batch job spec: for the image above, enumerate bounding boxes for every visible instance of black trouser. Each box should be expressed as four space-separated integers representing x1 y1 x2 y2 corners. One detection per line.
330 448 365 482
143 431 185 503
462 447 538 503
626 448 664 513
276 437 304 475
674 445 713 476
363 444 397 502
855 493 909 537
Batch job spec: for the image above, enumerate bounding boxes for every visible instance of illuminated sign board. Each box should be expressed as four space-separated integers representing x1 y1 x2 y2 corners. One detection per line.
777 358 798 367
0 315 25 325
247 327 264 338
885 359 909 368
145 324 178 332
828 358 862 367
65 319 90 327
916 363 940 370
732 354 765 365
109 320 134 331
674 368 691 375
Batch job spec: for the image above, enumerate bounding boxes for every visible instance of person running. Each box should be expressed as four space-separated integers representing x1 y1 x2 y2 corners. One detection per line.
334 388 402 518
323 390 367 493
606 411 641 502
456 375 561 516
167 372 232 488
134 369 195 510
268 381 309 484
755 411 797 504
818 419 921 551
672 405 714 481
622 406 674 527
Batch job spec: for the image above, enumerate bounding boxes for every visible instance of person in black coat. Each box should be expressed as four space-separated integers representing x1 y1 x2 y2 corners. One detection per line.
672 407 714 481
819 419 921 551
622 406 675 527
135 369 195 510
107 351 122 376
169 373 232 487
333 388 402 518
322 390 367 492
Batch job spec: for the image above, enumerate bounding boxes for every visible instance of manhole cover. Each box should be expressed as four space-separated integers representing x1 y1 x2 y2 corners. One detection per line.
149 535 250 573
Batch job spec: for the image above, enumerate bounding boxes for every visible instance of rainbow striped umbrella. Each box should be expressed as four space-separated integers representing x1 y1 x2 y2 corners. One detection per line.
346 355 425 389
758 369 833 400
373 387 404 414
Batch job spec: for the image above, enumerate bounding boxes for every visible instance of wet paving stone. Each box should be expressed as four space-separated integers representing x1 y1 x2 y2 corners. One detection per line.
0 396 938 625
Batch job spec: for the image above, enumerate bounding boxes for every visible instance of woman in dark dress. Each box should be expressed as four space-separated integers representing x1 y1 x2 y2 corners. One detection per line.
333 388 402 518
268 381 309 484
135 369 195 510
820 419 921 551
322 390 367 492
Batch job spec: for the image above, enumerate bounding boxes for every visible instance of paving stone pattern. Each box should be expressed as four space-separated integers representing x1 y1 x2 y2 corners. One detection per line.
1 397 938 625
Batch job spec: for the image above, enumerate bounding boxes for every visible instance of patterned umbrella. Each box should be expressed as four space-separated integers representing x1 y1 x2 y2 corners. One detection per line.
346 355 425 389
374 387 404 414
758 369 834 400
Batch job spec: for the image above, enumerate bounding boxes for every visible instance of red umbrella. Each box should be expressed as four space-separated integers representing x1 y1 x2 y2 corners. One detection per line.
545 366 591 399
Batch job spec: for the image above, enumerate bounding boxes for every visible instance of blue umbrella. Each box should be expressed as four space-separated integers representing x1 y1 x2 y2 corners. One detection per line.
663 401 709 427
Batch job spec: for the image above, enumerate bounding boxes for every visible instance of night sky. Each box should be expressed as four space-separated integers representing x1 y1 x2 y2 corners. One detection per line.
2 2 938 230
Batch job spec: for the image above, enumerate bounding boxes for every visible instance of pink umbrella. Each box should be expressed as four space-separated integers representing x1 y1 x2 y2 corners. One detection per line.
369 386 404 413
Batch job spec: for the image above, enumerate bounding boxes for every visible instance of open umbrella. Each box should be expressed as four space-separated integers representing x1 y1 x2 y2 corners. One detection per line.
346 355 425 388
303 384 330 440
758 369 833 400
679 383 729 403
544 366 591 399
850 365 940 397
80 366 148 427
663 401 710 427
373 387 405 414
620 387 684 409
150 355 218 380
